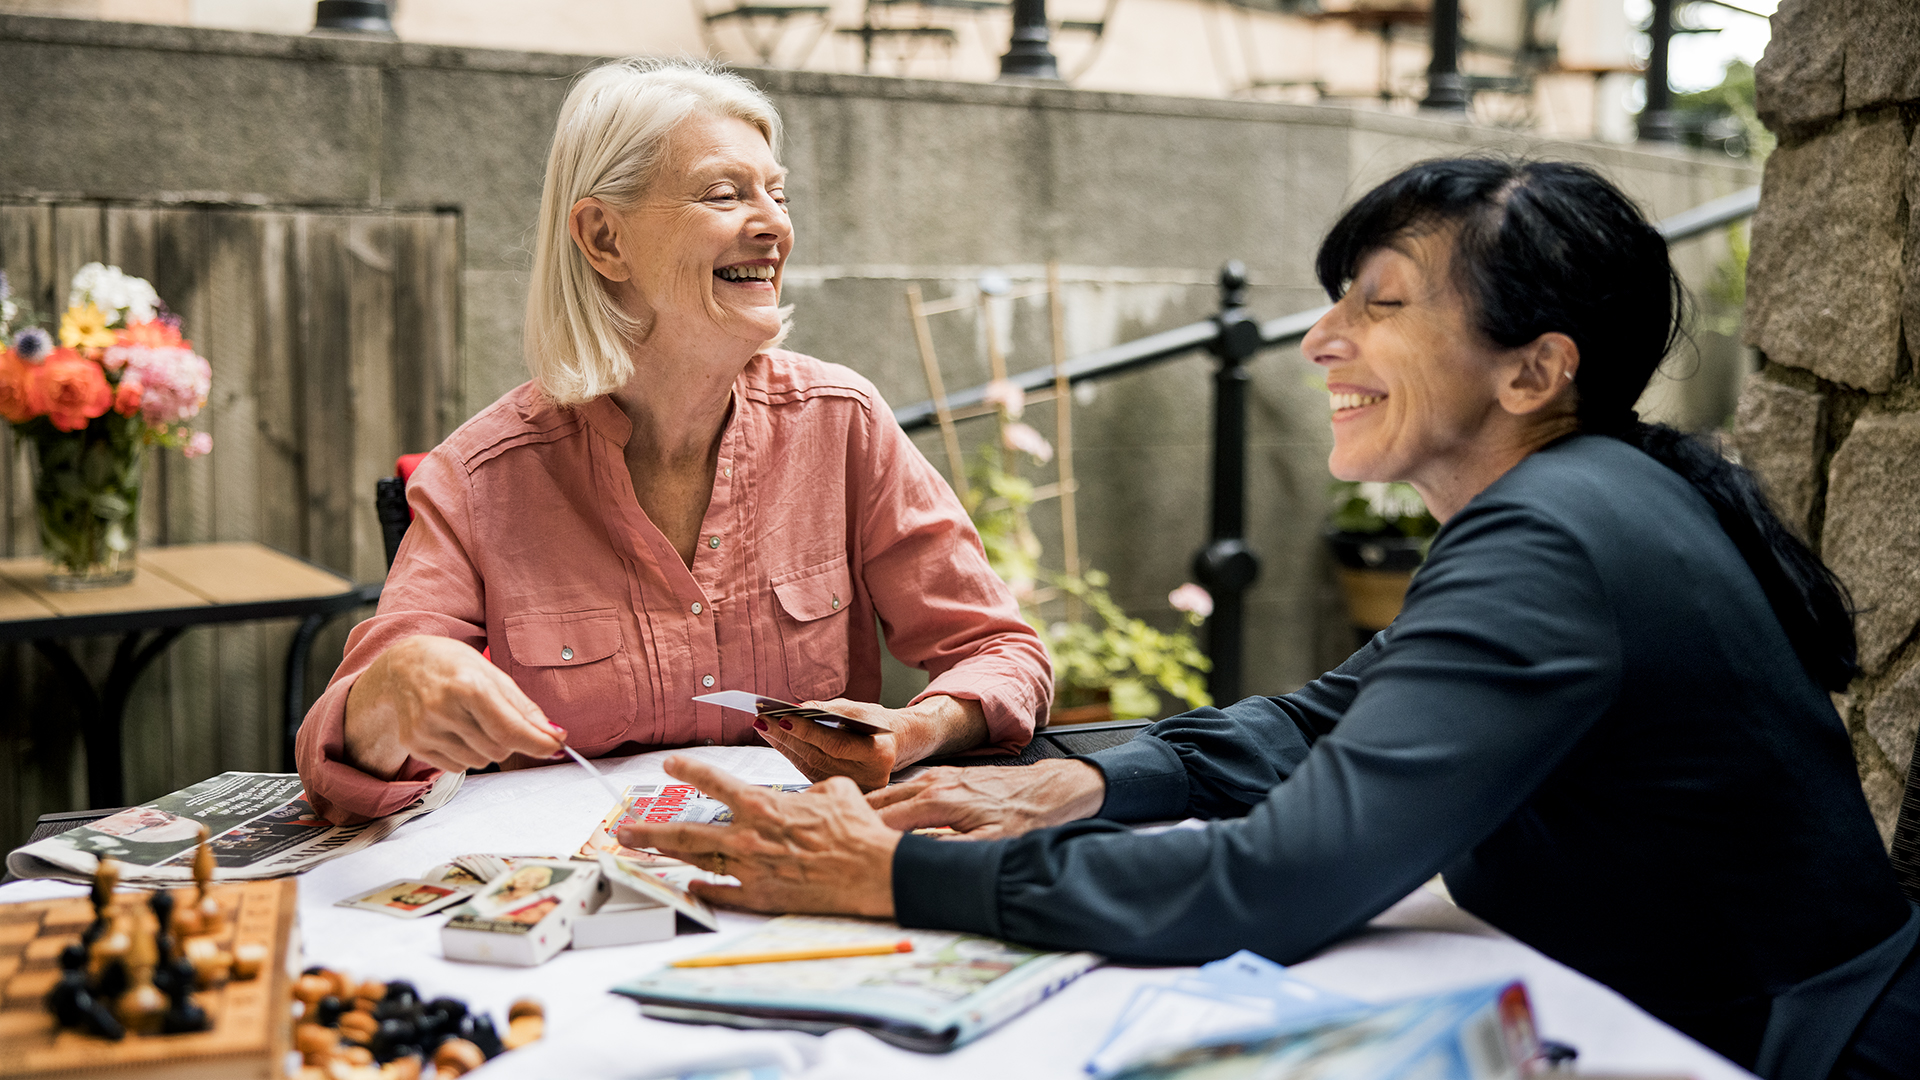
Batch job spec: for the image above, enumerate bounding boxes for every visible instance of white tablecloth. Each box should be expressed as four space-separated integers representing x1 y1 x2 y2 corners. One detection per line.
0 746 1755 1080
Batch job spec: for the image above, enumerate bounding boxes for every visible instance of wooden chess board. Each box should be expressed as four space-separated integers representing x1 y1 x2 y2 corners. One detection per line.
0 879 296 1080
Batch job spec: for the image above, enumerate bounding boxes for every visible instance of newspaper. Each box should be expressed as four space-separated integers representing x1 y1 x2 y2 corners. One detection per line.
4 769 464 885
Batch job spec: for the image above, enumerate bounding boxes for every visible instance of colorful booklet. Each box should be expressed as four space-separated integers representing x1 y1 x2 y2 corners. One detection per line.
1104 979 1542 1080
578 780 812 865
613 915 1102 1052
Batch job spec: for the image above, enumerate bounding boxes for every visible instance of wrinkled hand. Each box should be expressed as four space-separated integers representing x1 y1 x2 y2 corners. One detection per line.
866 757 1107 839
343 635 565 780
618 755 899 917
754 699 903 792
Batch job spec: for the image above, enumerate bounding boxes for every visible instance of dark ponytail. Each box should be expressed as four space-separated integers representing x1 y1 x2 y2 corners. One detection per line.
1316 158 1858 691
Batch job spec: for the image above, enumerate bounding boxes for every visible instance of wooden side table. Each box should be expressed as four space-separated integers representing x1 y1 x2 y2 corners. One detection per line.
0 542 381 807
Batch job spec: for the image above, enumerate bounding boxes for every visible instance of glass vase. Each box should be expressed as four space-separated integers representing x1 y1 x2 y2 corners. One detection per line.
28 415 146 590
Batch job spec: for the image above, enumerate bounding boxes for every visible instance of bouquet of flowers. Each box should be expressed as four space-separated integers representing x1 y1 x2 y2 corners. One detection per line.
0 264 213 587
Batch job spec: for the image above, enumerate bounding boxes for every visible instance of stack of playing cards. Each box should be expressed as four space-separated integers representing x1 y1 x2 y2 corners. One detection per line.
439 858 604 966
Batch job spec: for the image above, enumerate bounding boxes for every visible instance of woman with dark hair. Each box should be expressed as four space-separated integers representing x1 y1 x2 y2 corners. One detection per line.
618 159 1919 1080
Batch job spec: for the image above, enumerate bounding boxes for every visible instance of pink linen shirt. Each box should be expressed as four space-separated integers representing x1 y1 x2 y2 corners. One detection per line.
297 350 1052 824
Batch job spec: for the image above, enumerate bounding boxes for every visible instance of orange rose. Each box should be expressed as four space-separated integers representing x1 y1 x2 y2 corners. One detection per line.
113 376 145 417
32 351 113 432
0 352 39 423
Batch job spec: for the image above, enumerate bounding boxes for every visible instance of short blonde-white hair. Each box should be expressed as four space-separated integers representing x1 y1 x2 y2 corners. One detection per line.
525 58 784 405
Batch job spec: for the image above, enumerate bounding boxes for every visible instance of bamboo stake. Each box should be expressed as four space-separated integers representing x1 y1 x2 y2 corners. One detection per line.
1047 262 1081 624
906 284 968 500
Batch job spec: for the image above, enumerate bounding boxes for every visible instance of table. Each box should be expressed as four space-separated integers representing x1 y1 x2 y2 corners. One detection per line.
0 542 382 808
0 746 1754 1080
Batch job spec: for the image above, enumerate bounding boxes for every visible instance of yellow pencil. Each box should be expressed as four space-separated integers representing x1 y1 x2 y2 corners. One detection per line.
670 940 914 967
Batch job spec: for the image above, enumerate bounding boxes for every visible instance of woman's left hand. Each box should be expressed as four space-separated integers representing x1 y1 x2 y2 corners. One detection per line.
616 754 899 917
756 696 988 792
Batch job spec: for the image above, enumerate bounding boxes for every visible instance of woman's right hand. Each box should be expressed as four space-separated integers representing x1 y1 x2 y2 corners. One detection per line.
865 758 1108 839
342 635 565 780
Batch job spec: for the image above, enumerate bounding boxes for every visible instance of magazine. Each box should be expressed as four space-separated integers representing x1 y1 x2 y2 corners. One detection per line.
4 769 464 885
578 780 812 865
613 915 1102 1052
1105 979 1542 1080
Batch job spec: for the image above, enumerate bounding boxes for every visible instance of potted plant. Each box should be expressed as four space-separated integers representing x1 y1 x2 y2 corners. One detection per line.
963 382 1211 723
1324 481 1437 636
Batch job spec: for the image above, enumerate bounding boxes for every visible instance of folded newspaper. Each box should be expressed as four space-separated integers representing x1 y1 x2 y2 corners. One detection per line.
5 769 464 885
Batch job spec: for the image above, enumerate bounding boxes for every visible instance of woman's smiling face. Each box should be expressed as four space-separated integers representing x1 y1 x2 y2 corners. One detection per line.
620 112 793 348
1303 229 1513 492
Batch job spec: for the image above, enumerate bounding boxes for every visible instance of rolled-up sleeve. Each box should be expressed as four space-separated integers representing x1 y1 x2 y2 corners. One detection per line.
295 449 483 824
850 400 1052 750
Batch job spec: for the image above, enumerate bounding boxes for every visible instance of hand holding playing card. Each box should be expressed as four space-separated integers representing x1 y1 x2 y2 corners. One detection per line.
754 699 904 791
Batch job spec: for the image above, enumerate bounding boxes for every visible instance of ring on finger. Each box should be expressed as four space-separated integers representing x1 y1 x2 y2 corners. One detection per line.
715 851 727 876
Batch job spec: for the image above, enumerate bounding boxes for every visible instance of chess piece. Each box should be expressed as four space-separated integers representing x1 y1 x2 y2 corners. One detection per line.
232 941 267 980
339 1007 379 1044
462 1012 504 1058
45 942 126 1040
84 859 121 944
503 999 544 1049
380 1055 423 1080
431 1038 485 1077
161 959 211 1035
183 934 232 988
297 1021 341 1065
90 910 132 1002
192 825 224 936
115 907 168 1035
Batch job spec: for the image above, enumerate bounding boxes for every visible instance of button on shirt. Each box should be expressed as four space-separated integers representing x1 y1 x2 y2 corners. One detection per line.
297 351 1053 824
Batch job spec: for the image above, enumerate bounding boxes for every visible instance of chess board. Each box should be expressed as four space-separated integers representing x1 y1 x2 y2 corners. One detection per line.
0 879 297 1080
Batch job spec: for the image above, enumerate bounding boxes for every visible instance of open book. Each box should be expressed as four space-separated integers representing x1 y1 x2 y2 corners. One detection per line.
613 915 1101 1052
5 770 464 884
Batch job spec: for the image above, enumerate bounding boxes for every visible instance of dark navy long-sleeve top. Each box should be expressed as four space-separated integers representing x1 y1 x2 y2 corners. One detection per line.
892 435 1918 1080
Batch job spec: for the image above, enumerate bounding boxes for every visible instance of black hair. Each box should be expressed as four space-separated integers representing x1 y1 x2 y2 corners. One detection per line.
1315 158 1858 691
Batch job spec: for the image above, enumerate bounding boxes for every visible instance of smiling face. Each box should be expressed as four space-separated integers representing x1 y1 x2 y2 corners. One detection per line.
1303 229 1519 500
607 112 792 349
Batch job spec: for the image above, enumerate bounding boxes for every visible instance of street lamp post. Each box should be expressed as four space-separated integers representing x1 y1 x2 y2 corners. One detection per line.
1420 0 1470 111
1638 0 1678 141
999 0 1061 81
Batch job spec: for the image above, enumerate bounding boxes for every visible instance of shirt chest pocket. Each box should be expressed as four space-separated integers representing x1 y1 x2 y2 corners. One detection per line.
771 556 854 703
502 608 639 736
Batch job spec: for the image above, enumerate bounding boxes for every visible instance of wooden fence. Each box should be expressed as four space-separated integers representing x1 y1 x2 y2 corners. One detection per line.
0 201 462 848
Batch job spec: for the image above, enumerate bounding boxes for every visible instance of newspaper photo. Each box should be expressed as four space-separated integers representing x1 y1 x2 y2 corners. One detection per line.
4 769 464 885
579 780 811 865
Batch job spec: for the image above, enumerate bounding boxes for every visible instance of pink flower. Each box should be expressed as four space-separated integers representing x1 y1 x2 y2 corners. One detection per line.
113 376 144 417
983 379 1025 419
1001 421 1053 463
183 431 213 459
124 346 211 423
1168 583 1214 618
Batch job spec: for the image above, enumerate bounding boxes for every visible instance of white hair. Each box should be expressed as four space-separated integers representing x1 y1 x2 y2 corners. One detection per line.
525 58 786 406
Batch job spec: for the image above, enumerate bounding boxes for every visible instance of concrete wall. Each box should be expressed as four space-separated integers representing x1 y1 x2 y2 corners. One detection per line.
1734 0 1920 866
0 13 1755 730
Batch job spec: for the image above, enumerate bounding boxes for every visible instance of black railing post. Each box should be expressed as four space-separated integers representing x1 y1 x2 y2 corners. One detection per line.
1421 0 1470 111
1638 0 1677 141
1191 262 1263 704
999 0 1061 80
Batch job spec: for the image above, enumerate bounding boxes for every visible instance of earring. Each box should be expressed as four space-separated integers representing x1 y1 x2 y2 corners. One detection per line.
1563 371 1574 382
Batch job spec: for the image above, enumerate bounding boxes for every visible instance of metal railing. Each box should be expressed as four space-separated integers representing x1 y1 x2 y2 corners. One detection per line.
895 184 1761 702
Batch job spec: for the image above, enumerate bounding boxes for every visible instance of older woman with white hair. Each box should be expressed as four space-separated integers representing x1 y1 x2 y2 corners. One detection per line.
296 59 1051 824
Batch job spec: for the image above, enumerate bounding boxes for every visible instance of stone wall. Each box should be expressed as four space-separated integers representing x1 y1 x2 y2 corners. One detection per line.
1736 0 1920 854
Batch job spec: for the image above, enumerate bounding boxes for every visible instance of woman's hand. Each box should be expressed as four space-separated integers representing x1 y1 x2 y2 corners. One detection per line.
618 755 899 917
755 695 989 792
342 635 565 780
867 758 1108 839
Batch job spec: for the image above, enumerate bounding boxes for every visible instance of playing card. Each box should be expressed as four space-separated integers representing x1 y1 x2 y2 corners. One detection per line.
334 878 476 918
692 690 892 734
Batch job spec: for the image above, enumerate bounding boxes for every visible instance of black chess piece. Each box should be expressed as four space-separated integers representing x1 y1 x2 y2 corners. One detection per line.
417 997 467 1053
149 892 175 955
461 1012 504 1059
369 1017 420 1063
160 964 211 1035
94 956 128 1003
315 995 347 1027
46 945 126 1041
